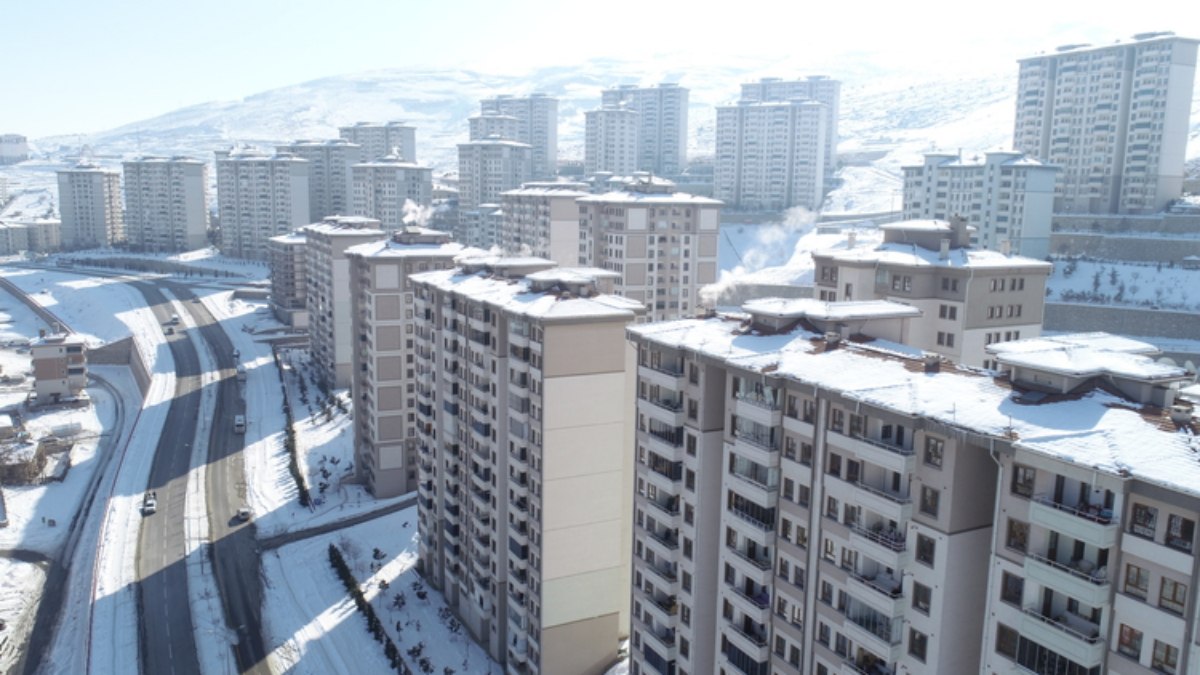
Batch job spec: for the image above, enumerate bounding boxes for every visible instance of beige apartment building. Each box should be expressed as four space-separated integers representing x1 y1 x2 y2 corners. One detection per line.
499 183 589 266
344 228 470 497
277 139 362 221
122 155 209 252
57 161 124 250
215 147 310 260
738 77 841 193
339 121 417 163
412 257 644 675
350 155 433 229
810 218 1051 367
304 216 384 389
585 104 640 176
479 95 558 180
577 175 722 322
470 110 522 144
267 229 308 328
31 333 88 403
627 302 1198 675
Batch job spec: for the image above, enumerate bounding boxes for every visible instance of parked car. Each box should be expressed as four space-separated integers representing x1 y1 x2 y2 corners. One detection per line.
142 494 158 515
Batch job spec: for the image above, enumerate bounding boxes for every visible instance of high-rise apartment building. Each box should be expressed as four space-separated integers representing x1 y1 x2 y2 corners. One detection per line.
469 111 522 143
412 257 644 674
810 218 1051 367
1014 32 1199 214
215 147 310 260
499 183 589 266
339 121 418 163
345 228 470 497
901 151 1058 258
627 303 1197 675
277 139 362 221
714 99 827 211
739 77 841 191
267 229 308 328
0 134 29 165
304 216 384 390
601 84 688 177
56 161 124 250
122 156 209 252
458 138 532 249
480 94 558 179
585 104 640 176
351 155 434 230
577 175 722 322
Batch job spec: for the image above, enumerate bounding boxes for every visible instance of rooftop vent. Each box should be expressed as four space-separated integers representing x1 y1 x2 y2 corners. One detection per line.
824 331 841 350
923 354 941 374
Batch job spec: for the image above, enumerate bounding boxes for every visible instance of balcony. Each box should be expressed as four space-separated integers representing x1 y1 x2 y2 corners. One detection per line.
644 522 679 551
643 587 678 617
639 395 686 427
644 493 681 519
645 426 684 457
1024 552 1110 607
849 523 908 569
734 393 782 427
1029 494 1118 549
640 362 685 390
843 654 895 675
1019 607 1105 667
849 571 904 617
850 481 912 524
827 432 914 475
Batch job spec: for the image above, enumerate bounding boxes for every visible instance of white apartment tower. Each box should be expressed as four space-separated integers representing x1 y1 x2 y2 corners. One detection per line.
810 218 1051 368
345 228 469 497
479 95 558 180
56 162 124 250
267 230 308 328
499 183 590 267
902 151 1058 259
276 139 362 221
412 257 643 674
469 111 522 143
304 216 385 390
585 104 640 176
458 138 532 248
739 77 841 191
215 147 310 260
1014 32 1199 214
714 99 827 211
122 156 209 252
601 84 689 177
339 121 418 163
351 155 434 230
577 175 722 322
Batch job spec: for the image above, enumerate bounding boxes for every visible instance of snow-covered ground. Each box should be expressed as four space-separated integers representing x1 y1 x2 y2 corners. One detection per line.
1046 256 1200 312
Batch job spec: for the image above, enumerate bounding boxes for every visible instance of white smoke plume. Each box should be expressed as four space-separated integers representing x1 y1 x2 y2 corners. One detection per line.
401 198 434 227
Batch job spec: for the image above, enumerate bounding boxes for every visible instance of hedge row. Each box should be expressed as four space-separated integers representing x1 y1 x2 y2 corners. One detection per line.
273 348 311 507
328 543 411 673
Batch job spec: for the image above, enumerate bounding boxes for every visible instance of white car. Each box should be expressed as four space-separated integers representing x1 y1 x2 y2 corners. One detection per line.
142 497 158 515
237 506 252 522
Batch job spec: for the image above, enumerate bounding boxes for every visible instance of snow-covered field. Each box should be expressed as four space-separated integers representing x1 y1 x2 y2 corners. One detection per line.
1046 256 1200 312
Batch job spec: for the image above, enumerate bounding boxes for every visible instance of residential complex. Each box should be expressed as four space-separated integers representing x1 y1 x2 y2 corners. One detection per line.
738 77 841 192
470 111 522 144
345 228 470 497
350 155 434 230
901 151 1058 259
1014 32 1199 214
0 134 28 164
601 84 688 177
277 139 362 221
31 333 88 403
458 138 532 248
480 95 558 180
577 175 722 322
339 121 418 163
714 99 827 212
0 222 29 256
56 161 124 250
267 229 309 328
585 104 640 176
627 298 1198 675
499 183 589 266
412 257 644 674
122 156 209 252
304 216 385 389
215 147 310 260
810 218 1051 367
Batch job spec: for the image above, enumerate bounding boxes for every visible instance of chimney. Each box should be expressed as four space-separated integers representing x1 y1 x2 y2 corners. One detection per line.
939 238 950 261
847 231 857 248
824 331 842 350
924 353 941 373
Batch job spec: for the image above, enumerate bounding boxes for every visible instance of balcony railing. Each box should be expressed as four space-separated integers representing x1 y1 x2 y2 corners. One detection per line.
730 583 770 609
734 391 780 411
643 361 685 378
727 545 771 570
854 481 911 505
728 621 768 647
851 571 903 599
729 506 774 531
850 523 907 552
1032 494 1117 525
843 431 914 456
733 431 778 452
642 395 684 413
1027 552 1109 585
1021 607 1103 644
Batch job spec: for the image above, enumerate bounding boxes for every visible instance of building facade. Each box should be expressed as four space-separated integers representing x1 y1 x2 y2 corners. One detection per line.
714 99 827 212
276 139 362 221
577 175 722 322
267 230 308 328
458 139 532 249
412 258 643 674
585 104 640 176
31 333 88 403
350 155 434 230
480 95 558 180
215 147 310 260
0 134 28 164
57 162 124 250
499 183 589 266
345 228 469 497
469 111 522 144
739 77 841 192
1014 33 1199 214
304 216 384 389
810 218 1051 367
122 156 209 252
339 121 418 163
601 84 689 177
902 151 1058 259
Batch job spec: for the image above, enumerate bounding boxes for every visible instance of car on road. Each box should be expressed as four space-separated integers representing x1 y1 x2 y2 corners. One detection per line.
237 506 252 522
164 326 175 335
142 495 158 515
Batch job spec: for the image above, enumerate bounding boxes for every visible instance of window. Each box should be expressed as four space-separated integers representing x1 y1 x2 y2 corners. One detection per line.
1152 640 1178 674
829 408 844 433
1125 563 1149 599
1000 571 1024 606
995 623 1019 659
819 581 833 605
916 534 935 566
840 548 857 571
1118 624 1143 660
680 604 690 627
827 452 842 477
936 331 955 348
920 486 940 518
941 277 959 292
938 304 957 320
1160 578 1187 615
1006 519 1029 553
817 622 830 645
908 629 928 661
823 538 836 562
924 436 944 468
1166 514 1194 552
1131 503 1158 538
825 496 839 520
1011 464 1035 498
912 582 932 614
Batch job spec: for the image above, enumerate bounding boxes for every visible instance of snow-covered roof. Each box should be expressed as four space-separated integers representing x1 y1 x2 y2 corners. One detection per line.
411 266 644 322
303 217 383 237
268 230 307 245
631 318 1200 497
353 155 429 169
525 267 621 285
987 333 1187 381
822 242 1053 270
577 190 723 206
502 186 589 198
744 298 923 322
879 219 952 232
458 138 531 149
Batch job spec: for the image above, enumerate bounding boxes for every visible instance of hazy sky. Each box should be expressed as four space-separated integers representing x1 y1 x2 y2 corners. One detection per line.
9 0 1198 137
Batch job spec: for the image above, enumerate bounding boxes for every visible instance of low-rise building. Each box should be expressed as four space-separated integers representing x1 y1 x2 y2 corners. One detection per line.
31 333 87 403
